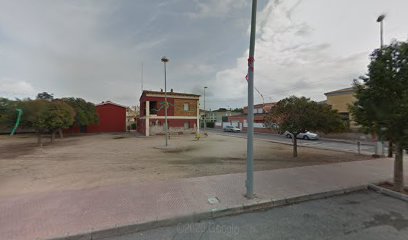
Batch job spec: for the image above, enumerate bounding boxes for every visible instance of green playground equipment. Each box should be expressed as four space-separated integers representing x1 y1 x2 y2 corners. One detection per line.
10 108 23 136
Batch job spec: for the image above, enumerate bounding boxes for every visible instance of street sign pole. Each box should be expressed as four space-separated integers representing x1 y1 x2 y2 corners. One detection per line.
246 0 257 199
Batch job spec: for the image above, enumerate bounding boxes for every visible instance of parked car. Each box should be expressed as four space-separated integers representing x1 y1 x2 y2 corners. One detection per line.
284 131 319 140
223 125 241 132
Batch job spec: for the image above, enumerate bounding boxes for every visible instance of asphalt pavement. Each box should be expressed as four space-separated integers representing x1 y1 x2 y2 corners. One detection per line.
206 128 377 155
109 190 408 240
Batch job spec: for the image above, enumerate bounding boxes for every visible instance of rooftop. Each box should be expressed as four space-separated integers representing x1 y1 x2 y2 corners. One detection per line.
324 87 354 96
141 90 200 98
96 101 127 109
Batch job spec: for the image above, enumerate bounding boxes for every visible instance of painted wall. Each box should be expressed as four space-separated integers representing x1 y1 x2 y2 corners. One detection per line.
326 93 355 113
87 104 126 133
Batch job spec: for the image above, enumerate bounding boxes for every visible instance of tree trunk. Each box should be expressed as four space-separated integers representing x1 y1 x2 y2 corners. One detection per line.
388 141 393 157
51 131 55 143
293 135 298 158
58 128 63 139
394 142 404 192
37 133 43 147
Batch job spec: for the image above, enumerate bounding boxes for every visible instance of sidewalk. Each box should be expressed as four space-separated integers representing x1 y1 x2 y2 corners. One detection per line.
0 158 403 240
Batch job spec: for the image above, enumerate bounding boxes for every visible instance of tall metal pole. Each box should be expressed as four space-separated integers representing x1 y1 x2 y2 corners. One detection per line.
380 20 383 48
377 14 385 48
376 14 385 156
141 62 144 91
204 86 207 132
246 0 257 199
161 56 169 147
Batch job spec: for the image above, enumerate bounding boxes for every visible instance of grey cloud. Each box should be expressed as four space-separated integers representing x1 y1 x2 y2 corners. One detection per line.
1 0 407 110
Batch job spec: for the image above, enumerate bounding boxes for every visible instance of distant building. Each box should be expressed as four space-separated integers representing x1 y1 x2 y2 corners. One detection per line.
202 108 241 125
324 87 356 128
243 102 276 115
137 90 200 136
126 106 139 131
228 102 276 127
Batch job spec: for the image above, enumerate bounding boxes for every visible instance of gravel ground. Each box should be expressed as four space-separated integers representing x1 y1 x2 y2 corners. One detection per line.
0 132 371 197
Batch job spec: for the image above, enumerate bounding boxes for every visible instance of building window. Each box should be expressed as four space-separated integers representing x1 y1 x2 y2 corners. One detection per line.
184 103 189 112
184 122 190 129
150 101 158 114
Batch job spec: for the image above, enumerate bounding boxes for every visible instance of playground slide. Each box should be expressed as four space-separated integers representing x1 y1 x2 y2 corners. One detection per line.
10 109 23 136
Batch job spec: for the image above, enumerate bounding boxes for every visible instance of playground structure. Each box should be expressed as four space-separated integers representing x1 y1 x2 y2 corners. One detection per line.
10 109 23 136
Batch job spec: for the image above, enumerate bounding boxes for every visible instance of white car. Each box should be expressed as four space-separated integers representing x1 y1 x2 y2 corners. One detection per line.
284 131 319 140
223 126 241 132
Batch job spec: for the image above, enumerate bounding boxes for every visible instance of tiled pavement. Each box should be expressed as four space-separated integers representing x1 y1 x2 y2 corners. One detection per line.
0 158 405 240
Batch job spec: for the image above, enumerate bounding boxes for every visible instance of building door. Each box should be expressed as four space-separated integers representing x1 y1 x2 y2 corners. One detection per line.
184 122 190 129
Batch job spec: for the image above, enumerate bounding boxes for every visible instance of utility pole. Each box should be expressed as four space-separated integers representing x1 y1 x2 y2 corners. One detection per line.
376 14 386 157
141 62 144 92
377 14 385 48
161 56 169 147
246 0 257 199
204 86 208 133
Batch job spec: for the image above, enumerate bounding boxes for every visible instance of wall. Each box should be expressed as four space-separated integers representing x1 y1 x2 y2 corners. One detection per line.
149 119 197 135
174 99 198 116
140 96 199 118
140 96 175 117
88 104 126 133
326 93 359 129
326 93 355 113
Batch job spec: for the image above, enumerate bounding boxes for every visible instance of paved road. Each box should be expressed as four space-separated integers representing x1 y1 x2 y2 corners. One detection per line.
206 128 378 155
110 190 408 240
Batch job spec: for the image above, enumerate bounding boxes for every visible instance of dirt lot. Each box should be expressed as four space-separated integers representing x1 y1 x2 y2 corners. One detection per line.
0 133 371 197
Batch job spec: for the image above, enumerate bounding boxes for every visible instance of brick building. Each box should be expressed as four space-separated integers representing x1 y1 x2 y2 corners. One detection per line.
137 90 200 136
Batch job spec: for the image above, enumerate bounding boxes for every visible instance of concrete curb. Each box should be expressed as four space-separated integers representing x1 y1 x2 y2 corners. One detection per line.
367 184 408 202
48 185 367 240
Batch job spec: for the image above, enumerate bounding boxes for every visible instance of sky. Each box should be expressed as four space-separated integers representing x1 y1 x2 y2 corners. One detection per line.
0 0 407 110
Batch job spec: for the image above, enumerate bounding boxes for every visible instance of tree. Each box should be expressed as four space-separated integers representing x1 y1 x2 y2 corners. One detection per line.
350 40 408 192
17 100 49 144
0 98 17 130
60 98 98 127
45 101 75 141
36 92 54 101
16 99 75 145
231 108 244 113
267 96 344 157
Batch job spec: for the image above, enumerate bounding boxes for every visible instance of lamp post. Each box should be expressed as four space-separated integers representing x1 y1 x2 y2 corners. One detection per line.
376 14 386 157
161 56 169 147
204 86 208 133
377 14 385 48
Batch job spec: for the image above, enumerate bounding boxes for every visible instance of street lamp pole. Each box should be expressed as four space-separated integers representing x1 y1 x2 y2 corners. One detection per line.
377 14 385 48
246 0 257 199
376 15 386 156
204 86 207 133
161 56 169 147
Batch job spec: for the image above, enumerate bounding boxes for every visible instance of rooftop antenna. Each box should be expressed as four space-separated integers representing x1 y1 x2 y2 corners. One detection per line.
141 62 144 92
